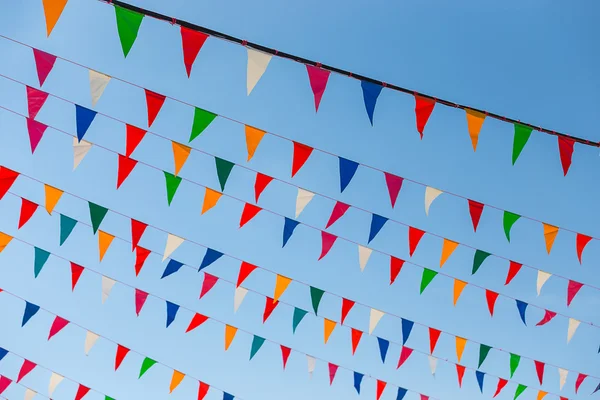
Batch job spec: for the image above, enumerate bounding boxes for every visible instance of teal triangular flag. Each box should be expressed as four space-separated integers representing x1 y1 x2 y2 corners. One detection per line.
249 335 265 360
59 214 77 245
34 247 50 278
292 307 308 333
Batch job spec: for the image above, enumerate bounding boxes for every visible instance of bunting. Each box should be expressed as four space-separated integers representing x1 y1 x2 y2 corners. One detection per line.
139 357 157 378
33 48 56 86
101 276 115 303
429 328 441 354
340 298 355 324
368 214 388 243
125 124 146 156
420 269 437 294
358 245 372 271
509 353 520 377
202 188 222 214
114 5 144 57
440 238 459 267
465 109 486 151
48 372 63 396
384 172 403 208
172 142 191 176
89 202 108 234
361 81 383 125
246 49 272 95
189 107 216 142
339 157 359 192
557 137 575 176
514 384 527 400
114 344 130 370
166 301 180 327
17 359 36 382
0 167 18 200
186 313 208 333
254 173 273 202
512 123 533 164
505 261 522 285
0 232 12 253
535 310 557 327
233 287 248 313
472 250 491 274
42 0 69 36
295 188 314 218
75 105 97 142
292 308 308 333
319 231 337 260
567 280 583 306
199 248 223 271
328 363 338 385
485 290 499 316
73 138 92 170
323 318 336 344
455 336 466 363
536 271 551 295
26 86 48 120
414 96 435 138
130 219 147 250
306 65 330 112
26 118 48 153
117 154 137 188
456 364 465 387
397 346 413 368
134 246 150 276
310 286 325 314
44 184 63 214
401 318 414 345
34 247 50 278
215 157 235 191
503 211 521 242
377 337 389 363
354 372 364 394
424 187 442 215
408 226 425 256
280 345 291 369
180 27 208 77
89 70 111 107
18 198 38 228
390 256 404 285
516 300 528 325
98 230 115 261
478 344 491 368
376 380 387 400
200 273 218 299
494 377 508 397
237 262 258 287
576 233 592 263
542 223 558 254
250 335 266 360
163 233 184 261
273 274 292 302
70 262 84 291
534 361 545 385
453 279 467 306
145 89 166 127
468 199 484 232
326 201 350 228
369 309 384 334
0 376 11 395
567 318 580 343
306 355 316 377
48 316 69 340
75 384 90 400
134 289 149 315
239 203 261 227
291 142 313 177
282 217 300 247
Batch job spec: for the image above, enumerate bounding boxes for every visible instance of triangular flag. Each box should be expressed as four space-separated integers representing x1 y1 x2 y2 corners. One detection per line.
144 89 166 127
420 268 437 294
401 318 414 344
369 309 384 334
101 276 115 303
44 184 63 214
424 187 442 215
453 279 467 305
567 318 580 343
48 372 63 396
215 157 235 191
26 118 48 153
116 154 137 189
505 261 523 285
125 124 146 157
239 203 261 227
170 370 185 393
390 256 404 285
468 199 484 232
494 378 508 397
84 331 99 355
134 288 148 316
48 316 69 340
163 233 184 261
273 275 292 302
465 109 486 150
476 371 486 393
237 262 258 287
576 233 592 263
478 344 491 368
33 48 56 86
339 157 359 192
199 248 223 271
515 300 528 325
396 387 407 400
534 361 545 385
201 187 222 214
114 5 144 57
558 137 575 176
172 142 191 176
166 301 179 327
310 286 325 314
440 238 459 267
59 214 77 245
537 391 547 400
244 125 267 162
250 335 266 360
75 104 97 142
280 345 291 369
341 298 355 324
180 26 208 77
319 231 337 260
361 81 383 125
509 353 521 377
26 86 49 120
559 368 568 390
189 107 216 142
88 202 108 234
408 226 425 256
74 384 90 400
542 223 559 254
512 123 533 164
537 270 551 295
130 219 147 251
24 388 36 400
73 138 92 170
233 287 248 313
34 247 50 278
328 362 338 385
396 346 413 368
376 380 387 400
324 318 336 344
98 230 115 261
456 364 466 387
246 48 273 94
185 313 208 333
306 65 330 112
455 336 467 362
200 273 218 299
282 217 300 247
377 337 389 362
429 327 441 354
354 372 364 394
358 245 372 271
42 0 68 36
18 198 38 229
368 214 388 243
17 360 36 382
485 290 499 316
134 246 150 276
139 357 157 378
514 384 527 400
306 355 316 377
503 211 521 241
295 188 314 217
428 356 437 376
292 307 308 333
536 309 557 326
164 171 182 206
472 249 491 274
326 201 350 228
89 70 110 107
384 172 403 208
224 325 237 350
291 142 313 177
70 262 84 291
223 393 234 400
414 96 435 138
254 173 273 202
567 280 584 306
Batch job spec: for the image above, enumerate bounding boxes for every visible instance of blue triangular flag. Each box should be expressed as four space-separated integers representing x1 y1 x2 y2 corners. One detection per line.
368 214 388 243
593 382 600 394
161 259 184 279
377 337 389 363
339 157 359 192
401 318 414 345
396 387 407 400
166 301 180 328
223 393 234 400
0 347 7 361
22 301 40 326
515 300 528 325
199 248 223 271
476 370 485 393
75 105 97 142
353 372 363 394
361 80 383 125
283 217 300 247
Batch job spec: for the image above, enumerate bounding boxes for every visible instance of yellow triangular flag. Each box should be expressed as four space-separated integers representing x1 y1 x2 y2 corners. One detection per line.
0 232 13 253
169 370 185 393
440 238 459 267
172 141 192 176
324 318 336 344
42 0 69 36
98 230 115 261
455 336 467 363
273 274 292 302
202 188 222 214
245 125 266 161
44 184 63 214
465 109 486 151
224 324 237 350
453 279 467 306
542 223 558 254
536 391 547 400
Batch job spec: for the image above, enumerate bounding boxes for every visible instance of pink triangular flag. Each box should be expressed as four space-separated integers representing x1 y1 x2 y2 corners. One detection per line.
319 231 337 260
396 346 413 368
306 65 330 112
325 201 350 228
26 86 49 119
328 362 338 385
47 316 69 340
535 309 557 326
26 118 48 153
200 273 218 298
384 172 403 208
567 280 584 306
33 48 57 86
17 359 36 383
135 288 149 316
0 376 11 394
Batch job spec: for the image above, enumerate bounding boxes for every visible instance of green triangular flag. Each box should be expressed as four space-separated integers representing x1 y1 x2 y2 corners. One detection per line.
34 247 50 278
249 335 266 360
472 250 491 274
509 353 520 378
512 123 533 165
292 307 307 333
310 286 325 314
105 397 115 400
138 357 157 378
514 384 527 400
59 214 77 246
215 157 235 191
164 171 182 206
89 202 109 234
189 108 217 142
114 5 144 58
503 211 521 242
478 344 492 368
420 268 438 294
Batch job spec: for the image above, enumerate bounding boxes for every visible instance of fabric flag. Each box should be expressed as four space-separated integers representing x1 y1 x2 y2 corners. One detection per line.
199 248 223 272
34 247 50 278
341 298 355 324
456 364 466 387
537 391 548 400
478 344 491 368
254 173 273 202
361 80 383 125
163 233 184 261
0 167 18 201
306 355 316 378
465 109 486 151
172 142 191 176
472 250 491 274
319 231 337 260
247 49 272 95
200 273 218 299
98 230 115 261
428 327 441 354
237 262 258 287
33 48 56 86
428 355 437 376
144 89 166 127
223 393 234 400
89 202 108 234
515 300 528 325
164 171 182 206
125 124 146 156
139 357 157 378
485 290 499 316
74 384 90 400
534 360 545 385
424 187 442 215
558 368 568 390
27 86 49 120
358 245 372 271
42 0 68 36
396 387 408 400
189 107 216 142
536 270 551 295
558 137 575 176
114 5 144 57
455 336 467 363
233 287 248 312
101 276 116 303
468 199 484 232
185 313 208 333
291 142 313 177
567 280 583 306
408 226 425 256
282 217 300 247
70 262 84 291
166 301 179 327
326 201 350 228
420 268 438 294
503 211 521 241
89 70 110 107
215 157 235 191
396 346 413 368
542 223 558 254
369 308 384 334
24 388 36 400
453 279 468 305
514 384 527 400
390 256 404 285
17 360 36 382
18 198 38 229
292 307 308 333
377 337 389 363
134 289 149 316
368 214 388 243
250 335 266 360
169 370 185 393
181 27 208 77
339 157 359 192
306 65 330 112
310 286 325 314
134 246 150 276
44 184 63 214
440 238 459 267
48 316 69 340
512 123 533 164
117 154 137 189
295 188 314 218
353 372 364 394
26 118 48 155
376 380 387 400
0 376 11 395
280 345 291 369
567 318 580 343
130 219 147 251
48 372 63 396
328 362 338 385
509 353 520 377
75 105 97 142
244 126 267 163
73 138 92 170
202 187 222 214
239 203 261 227
401 318 414 344
494 377 508 397
273 274 292 302
414 95 435 138
384 172 403 208
576 233 592 264
505 261 523 285
324 318 336 344
535 309 557 326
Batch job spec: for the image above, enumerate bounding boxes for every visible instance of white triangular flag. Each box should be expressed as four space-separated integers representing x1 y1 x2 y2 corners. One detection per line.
428 355 437 376
84 331 99 355
24 388 36 400
358 245 372 272
246 48 272 95
567 318 580 343
101 276 116 303
234 286 248 313
163 233 184 261
48 372 63 396
424 187 442 216
295 188 314 218
73 137 92 170
558 368 568 390
369 308 384 334
306 355 316 378
536 270 551 296
89 70 111 107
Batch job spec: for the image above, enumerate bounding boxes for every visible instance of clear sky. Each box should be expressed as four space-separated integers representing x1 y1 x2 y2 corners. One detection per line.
0 1 598 400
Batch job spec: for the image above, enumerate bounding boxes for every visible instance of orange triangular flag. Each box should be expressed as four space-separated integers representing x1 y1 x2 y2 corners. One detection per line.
542 223 558 254
169 370 185 393
201 188 222 214
465 109 486 151
245 125 266 161
324 318 336 344
224 325 237 350
455 336 467 363
0 232 13 252
98 230 115 261
453 279 467 306
172 142 192 176
273 275 292 302
440 238 459 267
536 391 547 400
44 184 63 214
42 0 68 36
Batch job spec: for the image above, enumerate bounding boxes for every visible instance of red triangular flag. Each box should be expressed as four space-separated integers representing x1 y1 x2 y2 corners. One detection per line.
74 384 91 400
428 327 441 354
351 328 363 355
397 346 413 368
135 288 149 315
186 312 209 333
319 231 337 260
468 199 484 232
384 172 403 208
325 201 350 228
341 298 355 325
505 261 522 285
575 373 587 393
390 256 405 285
534 360 545 385
145 89 166 127
33 48 56 86
26 86 49 119
115 344 130 370
535 309 557 326
134 246 151 276
48 316 69 340
306 65 330 112
291 142 313 177
408 226 425 256
493 378 508 398
131 219 148 251
0 376 11 394
117 154 137 189
456 364 465 387
567 280 584 306
70 262 84 291
197 382 210 400
125 124 146 157
420 395 429 400
26 118 48 153
180 27 209 77
17 360 36 382
240 203 262 228
237 262 258 287
280 345 291 369
485 290 499 316
328 362 338 385
414 96 435 138
254 173 273 202
376 380 387 400
576 233 592 263
263 296 279 323
558 137 575 176
200 273 218 299
0 167 19 200
18 198 38 229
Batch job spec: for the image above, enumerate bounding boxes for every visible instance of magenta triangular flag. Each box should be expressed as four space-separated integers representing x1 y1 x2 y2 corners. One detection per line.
319 231 337 260
306 65 330 112
384 172 403 208
33 48 57 86
325 201 350 228
200 273 218 298
26 86 49 119
567 280 584 306
17 359 36 383
135 288 149 316
48 316 69 340
26 118 48 153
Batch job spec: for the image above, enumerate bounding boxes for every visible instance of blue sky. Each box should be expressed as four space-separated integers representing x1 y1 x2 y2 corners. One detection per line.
0 0 598 399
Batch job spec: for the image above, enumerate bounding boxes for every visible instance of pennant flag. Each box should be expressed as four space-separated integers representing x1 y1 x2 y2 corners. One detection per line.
273 275 292 302
515 300 528 325
472 250 491 274
512 123 533 164
341 298 355 324
456 364 466 387
503 211 521 241
70 262 83 291
0 167 18 201
42 0 68 36
26 118 48 155
428 356 437 376
199 248 223 271
239 203 262 227
369 308 384 334
567 280 583 306
73 138 92 170
33 48 56 86
116 154 137 189
306 355 316 377
189 107 216 142
408 226 425 256
163 233 184 261
396 346 413 368
505 261 523 285
536 270 551 295
537 391 548 400
310 286 325 314
98 230 115 261
535 309 557 326
144 89 166 127
48 372 63 396
292 307 308 333
172 142 191 176
215 157 235 191
358 245 372 271
542 223 559 254
478 344 491 368
27 86 49 120
376 380 387 400
166 301 179 327
88 202 108 234
339 157 359 192
134 289 149 316
254 173 273 203
494 377 508 397
59 214 77 246
164 171 182 206
87 70 111 108
114 5 144 57
44 184 63 214
291 142 313 177
233 287 247 312
558 137 575 176
353 372 364 394
282 217 300 247
328 362 338 385
396 388 408 400
139 357 157 378
240 126 267 165
224 325 237 350
134 246 150 276
101 276 115 303
567 318 580 343
34 247 50 278
168 370 185 393
280 345 291 369
306 65 330 112
509 353 520 377
201 187 222 214
377 337 389 363
468 199 484 232
384 172 403 208
250 335 266 360
319 231 337 260
514 384 527 400
424 187 442 215
74 384 90 400
368 214 388 243
125 124 146 157
200 273 218 299
534 360 545 385
75 105 97 142
390 256 404 285
440 238 459 267
127 219 148 251
181 26 208 77
401 318 414 344
455 336 467 363
186 313 208 333
326 201 350 228
247 49 272 95
576 233 592 263
17 360 36 382
485 290 499 316
361 81 383 125
295 188 314 218
559 368 568 390
453 279 467 305
324 318 336 344
414 95 435 138
25 388 36 400
237 262 258 287
420 268 438 294
48 316 69 340
465 109 486 150
18 198 38 229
